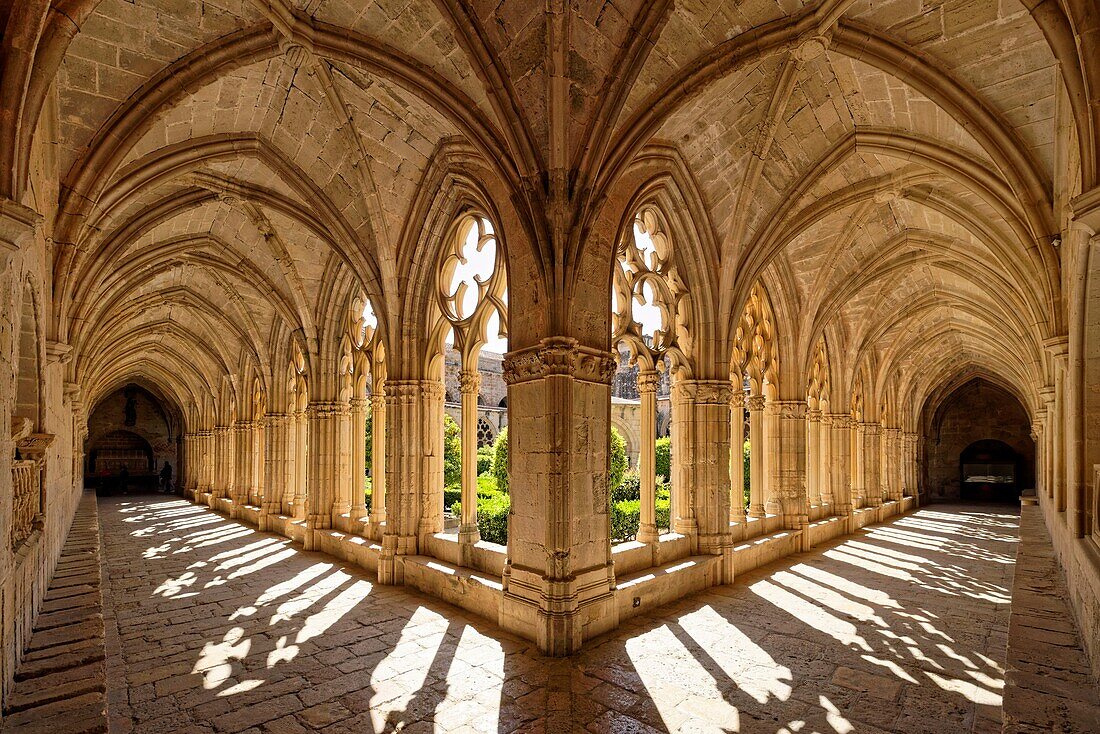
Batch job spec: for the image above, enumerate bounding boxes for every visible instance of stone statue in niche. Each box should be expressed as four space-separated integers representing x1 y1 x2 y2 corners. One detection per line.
124 389 137 426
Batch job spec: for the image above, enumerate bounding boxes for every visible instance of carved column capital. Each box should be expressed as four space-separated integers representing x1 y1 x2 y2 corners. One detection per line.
637 370 659 394
807 408 823 422
771 400 807 420
0 198 41 273
503 337 616 385
672 379 733 405
746 395 767 412
730 390 745 409
458 369 481 393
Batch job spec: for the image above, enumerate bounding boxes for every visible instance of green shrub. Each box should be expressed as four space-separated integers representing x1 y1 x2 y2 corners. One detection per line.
453 491 511 545
491 427 509 492
613 471 641 503
443 414 461 486
477 474 499 497
476 445 494 476
655 436 671 481
656 480 671 530
363 476 373 513
364 401 373 469
743 439 751 510
610 499 640 542
443 485 462 511
610 426 628 493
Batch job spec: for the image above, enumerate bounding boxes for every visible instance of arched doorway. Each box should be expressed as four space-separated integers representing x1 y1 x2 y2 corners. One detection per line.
85 383 181 494
88 430 154 493
959 439 1019 503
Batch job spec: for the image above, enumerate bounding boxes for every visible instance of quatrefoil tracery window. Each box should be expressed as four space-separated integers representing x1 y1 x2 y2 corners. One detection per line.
612 207 693 373
435 214 508 360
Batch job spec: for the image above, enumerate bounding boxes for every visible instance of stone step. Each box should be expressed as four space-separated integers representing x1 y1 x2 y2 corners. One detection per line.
0 692 107 734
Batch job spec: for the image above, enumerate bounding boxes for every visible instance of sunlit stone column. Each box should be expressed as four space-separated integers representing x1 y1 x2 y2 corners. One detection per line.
420 381 446 540
775 401 810 550
183 434 199 497
260 413 291 529
1031 419 1045 499
806 409 822 507
369 386 387 526
746 395 767 518
197 430 214 496
378 380 439 585
819 413 834 506
305 401 346 550
230 421 252 518
637 370 660 544
729 390 746 523
827 414 852 520
330 400 353 520
673 379 735 579
902 432 917 497
252 420 264 506
882 427 900 502
349 397 369 520
764 401 782 515
293 410 308 519
862 423 882 508
458 369 482 549
851 420 865 508
213 426 235 506
500 338 617 655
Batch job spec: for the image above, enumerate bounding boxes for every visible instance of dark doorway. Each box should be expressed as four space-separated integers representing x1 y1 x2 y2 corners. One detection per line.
959 439 1019 503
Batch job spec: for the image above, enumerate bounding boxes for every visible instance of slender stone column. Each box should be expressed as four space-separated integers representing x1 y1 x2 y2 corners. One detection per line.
293 410 308 519
637 370 660 543
369 388 387 525
774 401 810 550
197 430 214 495
851 421 865 508
458 370 482 549
764 401 782 515
827 414 852 519
350 397 369 520
213 426 235 505
819 413 834 506
184 435 199 496
231 421 252 518
305 401 347 550
500 337 617 655
251 420 264 506
1031 418 1045 500
746 395 766 518
330 401 353 520
672 379 735 579
806 409 822 506
862 423 882 508
880 426 897 501
729 391 746 523
378 380 440 585
260 413 291 529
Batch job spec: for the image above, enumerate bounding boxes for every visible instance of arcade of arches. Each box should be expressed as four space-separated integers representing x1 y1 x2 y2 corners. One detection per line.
2 0 1100 730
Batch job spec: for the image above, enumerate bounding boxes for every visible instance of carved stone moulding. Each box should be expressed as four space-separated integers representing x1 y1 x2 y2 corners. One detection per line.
672 380 733 405
17 432 55 463
503 337 616 386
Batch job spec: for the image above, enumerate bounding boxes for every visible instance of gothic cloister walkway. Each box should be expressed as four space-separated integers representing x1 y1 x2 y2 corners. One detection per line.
100 496 1019 734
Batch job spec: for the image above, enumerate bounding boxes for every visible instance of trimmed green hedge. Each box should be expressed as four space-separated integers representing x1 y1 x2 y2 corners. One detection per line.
613 471 640 503
655 436 671 481
444 414 461 486
610 427 627 494
452 490 510 545
610 482 672 542
477 445 494 476
491 427 509 492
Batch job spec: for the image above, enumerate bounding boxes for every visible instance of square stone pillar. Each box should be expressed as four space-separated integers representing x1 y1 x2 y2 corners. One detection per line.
212 426 234 505
305 401 347 551
672 379 735 581
500 337 617 656
230 421 254 518
774 401 810 550
378 380 442 585
850 420 864 508
330 402 353 521
260 413 292 530
883 427 902 502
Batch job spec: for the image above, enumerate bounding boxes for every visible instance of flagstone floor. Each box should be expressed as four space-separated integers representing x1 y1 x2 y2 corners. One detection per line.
99 496 1023 733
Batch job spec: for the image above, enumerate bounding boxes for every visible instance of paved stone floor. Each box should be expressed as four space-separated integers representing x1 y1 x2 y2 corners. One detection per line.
100 496 1022 733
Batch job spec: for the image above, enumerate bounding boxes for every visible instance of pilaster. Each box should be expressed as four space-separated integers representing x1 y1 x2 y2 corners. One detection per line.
305 401 348 551
774 401 810 550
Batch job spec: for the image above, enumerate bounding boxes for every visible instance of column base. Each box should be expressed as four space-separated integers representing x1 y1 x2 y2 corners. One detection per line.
636 523 660 544
378 533 417 585
500 561 617 656
747 504 766 519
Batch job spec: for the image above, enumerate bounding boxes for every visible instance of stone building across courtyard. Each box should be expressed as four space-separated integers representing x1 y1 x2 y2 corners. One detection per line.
1 0 1099 731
